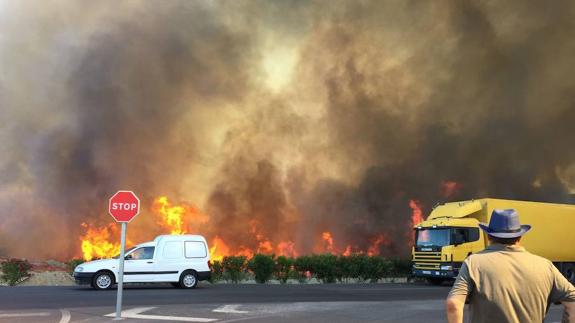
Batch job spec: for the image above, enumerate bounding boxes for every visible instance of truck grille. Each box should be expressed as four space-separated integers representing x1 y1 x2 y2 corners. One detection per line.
413 251 441 270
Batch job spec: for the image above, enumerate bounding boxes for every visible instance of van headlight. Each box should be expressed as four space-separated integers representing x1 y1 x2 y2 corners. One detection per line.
440 265 453 271
75 266 84 272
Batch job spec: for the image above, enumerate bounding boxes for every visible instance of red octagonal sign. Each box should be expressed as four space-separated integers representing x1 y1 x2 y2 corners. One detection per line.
109 190 140 223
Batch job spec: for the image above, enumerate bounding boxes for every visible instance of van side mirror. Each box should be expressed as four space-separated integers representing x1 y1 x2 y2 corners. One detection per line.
125 254 133 260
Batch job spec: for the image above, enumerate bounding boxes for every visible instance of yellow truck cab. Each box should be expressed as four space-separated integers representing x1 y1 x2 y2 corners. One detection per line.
412 198 575 285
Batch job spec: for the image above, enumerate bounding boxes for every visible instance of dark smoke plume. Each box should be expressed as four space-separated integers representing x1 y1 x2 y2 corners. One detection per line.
1 0 575 259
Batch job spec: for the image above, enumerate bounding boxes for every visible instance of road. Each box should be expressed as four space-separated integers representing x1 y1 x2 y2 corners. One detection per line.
0 283 565 322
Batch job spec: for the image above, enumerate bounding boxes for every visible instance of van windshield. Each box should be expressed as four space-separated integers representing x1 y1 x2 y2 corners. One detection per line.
113 247 136 259
416 228 450 247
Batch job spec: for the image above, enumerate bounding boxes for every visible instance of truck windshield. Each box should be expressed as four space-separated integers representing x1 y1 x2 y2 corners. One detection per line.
416 228 450 247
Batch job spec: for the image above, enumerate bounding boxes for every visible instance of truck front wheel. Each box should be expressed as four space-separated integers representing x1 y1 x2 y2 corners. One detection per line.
426 278 445 286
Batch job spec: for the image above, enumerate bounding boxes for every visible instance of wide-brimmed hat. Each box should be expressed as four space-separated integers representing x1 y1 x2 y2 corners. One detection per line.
479 209 531 238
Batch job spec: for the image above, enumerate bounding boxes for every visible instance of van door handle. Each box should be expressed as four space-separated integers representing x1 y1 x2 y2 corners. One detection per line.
147 261 154 264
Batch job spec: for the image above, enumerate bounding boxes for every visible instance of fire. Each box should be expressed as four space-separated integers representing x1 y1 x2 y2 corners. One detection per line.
209 236 230 262
153 196 208 235
441 181 461 198
367 234 388 256
276 241 298 257
322 231 334 253
80 223 121 261
78 196 397 261
409 199 424 226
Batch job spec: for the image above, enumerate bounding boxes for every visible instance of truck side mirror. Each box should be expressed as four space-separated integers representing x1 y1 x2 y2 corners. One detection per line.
125 254 133 260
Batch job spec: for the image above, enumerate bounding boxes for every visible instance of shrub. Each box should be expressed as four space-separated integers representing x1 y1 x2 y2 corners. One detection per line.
274 256 294 284
389 258 412 277
222 256 247 283
309 254 338 283
67 258 84 275
360 256 391 282
293 255 313 283
338 254 367 282
248 254 275 284
1 258 32 286
209 260 224 283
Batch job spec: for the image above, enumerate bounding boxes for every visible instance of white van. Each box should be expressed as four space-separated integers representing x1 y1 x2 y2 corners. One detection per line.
73 235 211 290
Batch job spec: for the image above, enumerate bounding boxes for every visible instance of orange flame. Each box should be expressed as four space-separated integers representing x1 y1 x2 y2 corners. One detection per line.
209 236 229 262
409 199 424 226
441 181 460 198
367 234 388 256
276 241 298 257
322 231 334 253
80 223 121 261
153 196 209 235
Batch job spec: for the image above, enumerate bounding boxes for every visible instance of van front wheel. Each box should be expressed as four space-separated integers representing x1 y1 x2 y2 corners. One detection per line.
179 271 198 289
92 271 114 290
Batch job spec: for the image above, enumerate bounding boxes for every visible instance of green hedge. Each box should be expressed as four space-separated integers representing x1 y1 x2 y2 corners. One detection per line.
248 254 275 283
221 256 248 283
1 259 32 286
210 254 410 284
67 258 84 275
274 256 294 284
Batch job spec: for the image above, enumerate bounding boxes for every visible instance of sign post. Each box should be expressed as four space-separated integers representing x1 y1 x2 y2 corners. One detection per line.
108 190 140 320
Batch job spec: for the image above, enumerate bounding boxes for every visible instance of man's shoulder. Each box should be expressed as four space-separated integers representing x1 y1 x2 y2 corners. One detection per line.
466 247 553 266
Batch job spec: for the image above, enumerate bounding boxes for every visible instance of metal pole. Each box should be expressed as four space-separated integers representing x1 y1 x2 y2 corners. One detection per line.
115 222 127 320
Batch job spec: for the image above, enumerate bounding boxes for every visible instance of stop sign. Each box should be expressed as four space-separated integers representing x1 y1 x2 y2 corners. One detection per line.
108 190 140 223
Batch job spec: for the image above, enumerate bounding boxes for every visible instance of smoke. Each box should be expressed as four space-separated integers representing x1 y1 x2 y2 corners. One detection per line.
1 0 575 259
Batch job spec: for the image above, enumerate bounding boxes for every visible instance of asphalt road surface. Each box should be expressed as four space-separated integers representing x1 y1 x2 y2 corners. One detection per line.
0 283 565 322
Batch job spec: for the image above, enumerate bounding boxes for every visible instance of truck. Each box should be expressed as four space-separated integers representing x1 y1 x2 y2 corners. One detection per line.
412 198 575 285
74 234 211 290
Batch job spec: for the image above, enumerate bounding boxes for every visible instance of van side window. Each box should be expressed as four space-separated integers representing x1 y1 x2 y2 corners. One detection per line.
163 242 183 259
130 247 155 260
184 241 207 258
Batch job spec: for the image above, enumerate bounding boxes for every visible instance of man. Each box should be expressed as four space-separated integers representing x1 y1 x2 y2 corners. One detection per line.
446 209 575 323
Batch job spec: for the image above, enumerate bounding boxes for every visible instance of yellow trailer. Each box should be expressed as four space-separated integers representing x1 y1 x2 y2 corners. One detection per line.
412 198 575 284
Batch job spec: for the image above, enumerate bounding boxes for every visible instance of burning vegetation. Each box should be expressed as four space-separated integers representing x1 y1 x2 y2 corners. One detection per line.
1 1 575 261
80 196 409 261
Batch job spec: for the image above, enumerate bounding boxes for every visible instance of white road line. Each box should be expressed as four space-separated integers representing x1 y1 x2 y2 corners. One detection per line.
0 312 51 318
213 305 249 314
59 309 71 323
105 307 218 322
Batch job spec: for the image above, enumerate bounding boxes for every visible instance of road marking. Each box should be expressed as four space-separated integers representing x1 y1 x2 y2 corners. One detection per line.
59 309 71 323
0 312 51 318
213 305 249 314
105 307 218 322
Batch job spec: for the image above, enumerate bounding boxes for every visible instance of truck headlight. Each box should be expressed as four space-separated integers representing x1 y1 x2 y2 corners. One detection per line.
75 266 84 272
440 265 453 271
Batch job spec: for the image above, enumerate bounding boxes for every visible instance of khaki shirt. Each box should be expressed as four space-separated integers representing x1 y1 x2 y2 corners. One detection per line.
449 243 575 323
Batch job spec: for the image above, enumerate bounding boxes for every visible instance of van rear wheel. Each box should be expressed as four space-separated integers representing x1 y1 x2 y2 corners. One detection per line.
179 271 198 289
